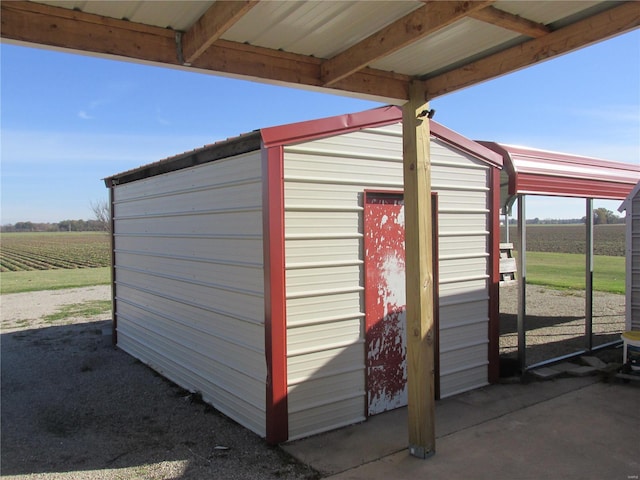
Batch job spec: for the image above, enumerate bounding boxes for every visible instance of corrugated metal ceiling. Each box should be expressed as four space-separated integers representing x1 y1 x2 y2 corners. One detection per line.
7 1 637 102
36 1 214 30
222 1 421 58
31 0 618 70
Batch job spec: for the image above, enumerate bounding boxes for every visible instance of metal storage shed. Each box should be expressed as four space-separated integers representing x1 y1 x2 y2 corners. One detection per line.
619 181 640 332
104 105 503 443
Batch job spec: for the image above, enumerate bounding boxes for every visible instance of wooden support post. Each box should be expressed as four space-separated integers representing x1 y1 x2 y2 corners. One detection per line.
402 81 435 459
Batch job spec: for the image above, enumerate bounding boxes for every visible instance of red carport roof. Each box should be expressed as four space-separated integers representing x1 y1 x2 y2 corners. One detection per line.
479 141 640 200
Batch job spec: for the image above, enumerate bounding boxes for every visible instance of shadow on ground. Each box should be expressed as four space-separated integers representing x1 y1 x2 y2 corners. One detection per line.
1 320 317 479
499 311 624 371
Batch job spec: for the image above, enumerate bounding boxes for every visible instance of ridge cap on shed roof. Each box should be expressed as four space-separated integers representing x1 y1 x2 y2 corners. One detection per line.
261 105 503 167
104 105 505 187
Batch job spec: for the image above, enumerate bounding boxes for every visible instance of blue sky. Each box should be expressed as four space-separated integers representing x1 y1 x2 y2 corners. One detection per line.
1 29 639 224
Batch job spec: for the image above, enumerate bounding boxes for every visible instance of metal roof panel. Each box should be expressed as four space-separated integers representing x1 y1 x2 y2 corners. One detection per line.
480 141 640 200
221 0 421 59
371 18 521 77
496 0 605 26
36 0 214 30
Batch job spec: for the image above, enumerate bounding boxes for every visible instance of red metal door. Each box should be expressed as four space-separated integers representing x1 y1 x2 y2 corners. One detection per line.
364 191 407 415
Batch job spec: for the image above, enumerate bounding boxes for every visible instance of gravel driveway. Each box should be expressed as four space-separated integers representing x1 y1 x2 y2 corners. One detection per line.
500 284 626 368
1 284 627 479
1 286 318 480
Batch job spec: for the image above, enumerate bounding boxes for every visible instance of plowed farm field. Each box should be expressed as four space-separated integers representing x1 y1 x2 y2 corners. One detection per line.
0 232 110 272
503 224 625 257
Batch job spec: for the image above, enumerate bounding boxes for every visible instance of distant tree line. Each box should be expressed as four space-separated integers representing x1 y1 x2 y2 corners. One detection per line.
1 200 111 233
505 208 625 226
1 219 108 233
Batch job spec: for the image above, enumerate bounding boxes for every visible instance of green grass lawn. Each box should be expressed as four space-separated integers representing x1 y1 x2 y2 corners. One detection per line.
0 267 111 294
0 252 625 295
524 251 625 294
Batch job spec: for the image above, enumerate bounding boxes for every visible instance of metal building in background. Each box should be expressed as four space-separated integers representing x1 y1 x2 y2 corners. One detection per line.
620 181 640 332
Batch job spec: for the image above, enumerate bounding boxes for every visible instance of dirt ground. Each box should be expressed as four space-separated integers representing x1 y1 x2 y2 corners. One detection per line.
0 286 318 480
1 284 627 479
499 284 626 368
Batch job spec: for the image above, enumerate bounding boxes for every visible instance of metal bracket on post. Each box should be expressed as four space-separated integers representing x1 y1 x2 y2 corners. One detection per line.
410 445 435 459
175 31 191 66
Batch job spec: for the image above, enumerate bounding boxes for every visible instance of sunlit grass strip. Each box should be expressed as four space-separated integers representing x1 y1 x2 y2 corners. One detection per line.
524 251 625 294
43 300 112 323
0 267 111 294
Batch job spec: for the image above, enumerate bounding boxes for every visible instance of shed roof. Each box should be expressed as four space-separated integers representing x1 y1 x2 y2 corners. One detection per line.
105 106 503 186
619 181 640 213
480 141 640 201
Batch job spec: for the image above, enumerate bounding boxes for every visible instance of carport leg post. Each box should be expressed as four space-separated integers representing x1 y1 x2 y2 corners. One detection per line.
402 81 436 459
585 199 593 350
517 196 526 373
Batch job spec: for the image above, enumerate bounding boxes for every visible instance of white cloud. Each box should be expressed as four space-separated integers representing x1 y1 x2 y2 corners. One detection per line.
78 110 93 120
156 107 171 126
562 104 640 124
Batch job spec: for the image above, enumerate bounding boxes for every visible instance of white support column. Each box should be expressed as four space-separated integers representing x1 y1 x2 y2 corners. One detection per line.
517 195 527 372
585 199 594 350
402 80 435 459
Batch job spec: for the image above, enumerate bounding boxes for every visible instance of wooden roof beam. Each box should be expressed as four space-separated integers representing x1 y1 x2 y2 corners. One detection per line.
181 1 258 65
425 1 640 99
320 0 494 87
192 39 411 103
0 1 411 102
0 1 177 63
469 6 551 38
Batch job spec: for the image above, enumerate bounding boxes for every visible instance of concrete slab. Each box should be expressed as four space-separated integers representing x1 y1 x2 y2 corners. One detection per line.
323 382 640 480
283 376 599 476
580 355 608 369
530 367 562 380
550 361 582 373
566 365 598 377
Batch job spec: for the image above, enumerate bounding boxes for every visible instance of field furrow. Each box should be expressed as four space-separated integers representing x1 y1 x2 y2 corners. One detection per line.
0 232 111 271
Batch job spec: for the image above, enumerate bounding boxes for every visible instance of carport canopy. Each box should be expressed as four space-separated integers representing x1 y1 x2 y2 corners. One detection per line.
479 141 640 371
481 142 640 213
3 0 639 456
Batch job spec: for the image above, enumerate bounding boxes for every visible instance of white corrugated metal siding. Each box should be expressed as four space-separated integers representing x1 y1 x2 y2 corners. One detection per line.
112 151 267 436
629 188 640 331
283 123 492 440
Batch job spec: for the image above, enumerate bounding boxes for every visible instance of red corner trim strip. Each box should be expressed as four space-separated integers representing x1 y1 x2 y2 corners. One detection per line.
262 145 288 444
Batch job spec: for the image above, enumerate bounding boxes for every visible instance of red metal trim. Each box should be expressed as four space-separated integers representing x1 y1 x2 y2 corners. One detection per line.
261 105 403 148
429 123 502 168
514 174 637 200
262 145 288 444
487 169 501 383
260 106 503 168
